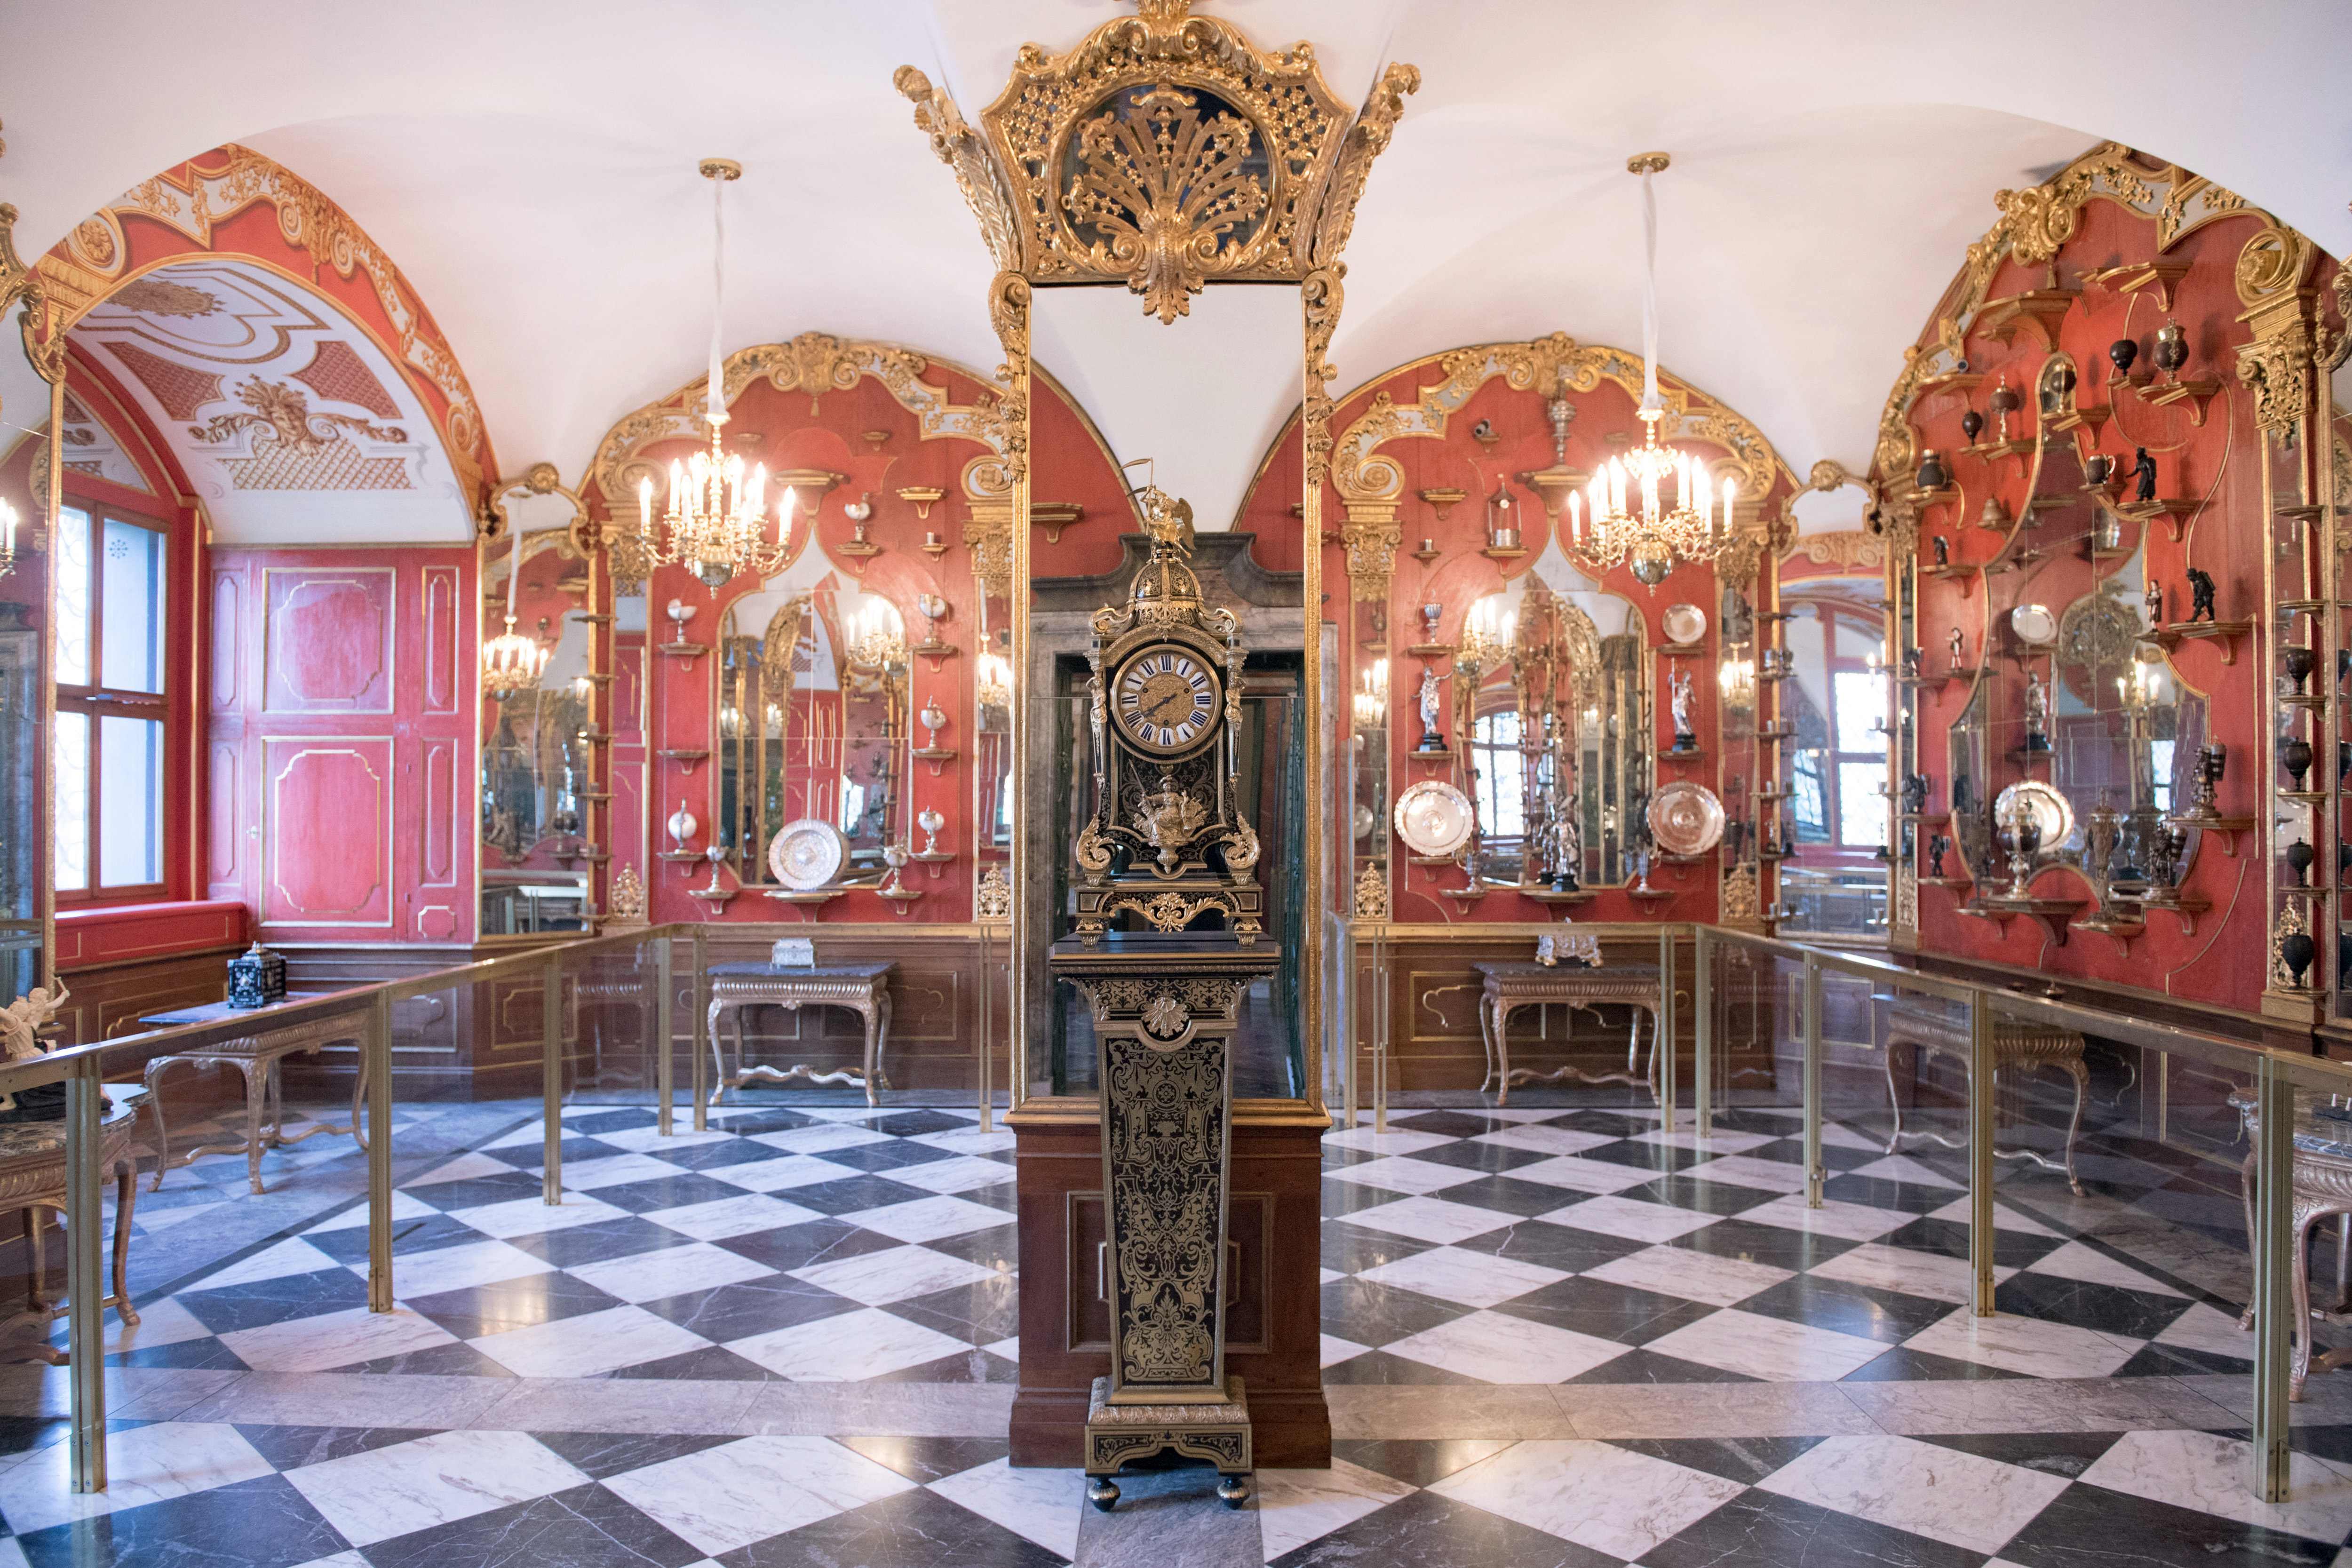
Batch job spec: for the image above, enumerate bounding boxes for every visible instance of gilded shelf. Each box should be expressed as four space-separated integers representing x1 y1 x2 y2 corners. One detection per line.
1653 641 1707 658
1960 894 2085 946
1661 748 1709 765
1972 289 2078 351
1408 748 1455 763
1030 502 1085 543
1519 887 1598 906
2164 812 2257 857
2084 258 2189 311
685 888 739 908
2152 618 2252 665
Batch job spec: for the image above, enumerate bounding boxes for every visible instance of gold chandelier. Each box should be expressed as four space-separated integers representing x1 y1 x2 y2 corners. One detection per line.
636 159 795 591
1564 153 1735 590
482 609 549 698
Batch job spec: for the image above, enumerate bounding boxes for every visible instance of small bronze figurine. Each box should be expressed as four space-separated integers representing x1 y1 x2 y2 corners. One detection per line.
2186 565 2216 623
1901 772 1929 816
1948 626 1964 668
2144 577 2163 627
1932 534 1950 566
2108 337 2138 380
2130 447 2157 505
1927 833 1950 878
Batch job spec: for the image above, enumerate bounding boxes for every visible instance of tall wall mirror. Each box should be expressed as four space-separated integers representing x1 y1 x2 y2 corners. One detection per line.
1779 570 1891 933
0 293 54 1001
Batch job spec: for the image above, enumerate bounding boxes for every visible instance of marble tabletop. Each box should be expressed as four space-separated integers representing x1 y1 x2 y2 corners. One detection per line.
707 963 895 981
0 1085 146 1161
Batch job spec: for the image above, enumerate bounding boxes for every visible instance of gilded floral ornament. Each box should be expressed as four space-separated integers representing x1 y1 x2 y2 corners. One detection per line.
1353 863 1389 920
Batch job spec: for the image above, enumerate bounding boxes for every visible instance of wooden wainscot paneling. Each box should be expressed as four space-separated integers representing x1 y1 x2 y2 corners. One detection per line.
261 738 395 930
1010 1108 1328 1470
263 566 395 714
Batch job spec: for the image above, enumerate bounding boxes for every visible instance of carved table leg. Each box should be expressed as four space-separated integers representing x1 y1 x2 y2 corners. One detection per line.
240 1058 269 1195
1476 993 1498 1096
706 998 730 1107
875 989 894 1094
143 1055 187 1193
2240 1145 2260 1332
351 1044 370 1155
1494 1002 1514 1107
23 1209 44 1313
2058 1058 2088 1197
2291 1203 2321 1401
111 1162 139 1329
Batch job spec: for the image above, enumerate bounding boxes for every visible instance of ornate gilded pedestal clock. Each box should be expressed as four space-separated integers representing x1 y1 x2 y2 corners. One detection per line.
1051 488 1278 1511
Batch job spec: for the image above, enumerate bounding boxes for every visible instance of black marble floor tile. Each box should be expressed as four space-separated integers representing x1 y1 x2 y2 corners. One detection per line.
1436 1173 1595 1220
640 1276 857 1342
295 1211 480 1268
1879 1216 2065 1269
1322 1278 1471 1346
1992 1271 2196 1341
786 1174 938 1217
0 1415 63 1457
1578 1139 1713 1175
1841 1345 2029 1382
732 1483 1062 1568
347 1340 520 1377
1321 1349 1485 1385
530 1429 742 1480
360 1480 702 1568
1322 1176 1409 1217
1269 1487 1622 1568
1646 1486 1983 1568
1555 1108 1669 1137
478 1133 618 1170
108 1336 253 1371
1912 1429 2123 1480
1818 1174 1965 1216
1672 1218 1859 1272
1322 1224 1437 1275
1450 1218 1649 1274
403 1171 552 1210
1605 1434 1826 1484
1737 1274 1950 1345
890 1279 1022 1347
2000 1480 2339 1568
834 1433 1011 1483
2113 1341 2251 1378
808 1138 963 1175
565 1109 662 1135
231 1421 437 1471
1331 1437 1516 1487
643 1136 795 1172
713 1216 903 1273
1380 1110 1502 1139
921 1226 1022 1272
583 1173 756 1215
407 1271 627 1339
504 1216 705 1269
1561 1346 1758 1385
176 1267 373 1335
866 1346 1021 1384
610 1344 778 1381
1627 1174 1787 1219
1405 1139 1557 1176
1494 1274 1718 1346
16 1473 349 1568
867 1109 978 1138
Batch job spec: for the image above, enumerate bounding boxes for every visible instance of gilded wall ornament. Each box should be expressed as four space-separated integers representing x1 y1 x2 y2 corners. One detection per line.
1720 865 1761 924
1353 862 1388 919
976 863 1012 919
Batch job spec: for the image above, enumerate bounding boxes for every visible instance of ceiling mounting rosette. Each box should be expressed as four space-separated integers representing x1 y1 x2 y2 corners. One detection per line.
897 0 1417 323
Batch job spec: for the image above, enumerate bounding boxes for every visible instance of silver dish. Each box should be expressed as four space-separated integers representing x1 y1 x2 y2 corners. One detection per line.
1393 780 1475 858
1646 781 1726 857
2010 603 2058 646
1661 603 1708 646
769 818 849 891
1993 780 2074 852
1352 804 1377 841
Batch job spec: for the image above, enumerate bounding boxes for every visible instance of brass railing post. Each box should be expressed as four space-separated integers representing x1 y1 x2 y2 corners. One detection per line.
691 925 709 1131
654 931 675 1139
1693 924 1714 1138
366 990 394 1312
1658 924 1677 1130
64 1058 105 1493
1968 994 1996 1316
2251 1055 2294 1501
1373 931 1390 1133
1801 950 1823 1208
977 921 993 1131
542 955 564 1204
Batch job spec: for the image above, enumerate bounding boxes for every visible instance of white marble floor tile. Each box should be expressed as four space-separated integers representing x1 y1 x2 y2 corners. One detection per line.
371 1238 556 1299
748 1124 894 1156
1258 1458 1415 1561
885 1155 1019 1194
1645 1307 1890 1381
483 1122 552 1150
284 1429 588 1547
2152 1301 2256 1362
1384 1309 1630 1383
408 1151 517 1186
1321 1333 1372 1368
611 1434 917 1555
1498 1155 1661 1195
1634 1127 1779 1154
1325 1155 1481 1196
645 1193 825 1242
0 1420 272 1533
1903 1307 2142 1378
909 1127 1017 1156
1430 1438 1745 1561
1808 1242 2013 1306
707 1154 859 1193
534 1152 687 1191
1734 1193 1916 1242
1921 1196 2061 1235
469 1303 710 1378
2083 1429 2352 1545
135 1200 225 1235
304 1189 433 1232
570 1240 779 1304
1583 1245 1791 1308
984 1336 1019 1361
928 1456 1081 1562
843 1194 1017 1244
219 1304 458 1373
1472 1125 1621 1157
590 1124 741 1154
726 1305 969 1381
1759 1433 2069 1553
2022 1240 2186 1297
1322 1126 1458 1155
1338 1195 1518 1245
283 1553 369 1568
1541 1194 1720 1243
1817 1122 1886 1152
1847 1154 1964 1188
1356 1245 1568 1309
1681 1154 1812 1194
90 1294 214 1353
789 1244 998 1305
447 1193 630 1239
187 1237 346 1292
1319 1267 1344 1284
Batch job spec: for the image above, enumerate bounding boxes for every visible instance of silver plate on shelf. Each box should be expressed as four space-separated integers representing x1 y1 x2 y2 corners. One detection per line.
1647 780 1726 856
1661 603 1708 645
1993 780 2074 851
1393 780 1475 858
769 818 849 891
2010 603 2058 646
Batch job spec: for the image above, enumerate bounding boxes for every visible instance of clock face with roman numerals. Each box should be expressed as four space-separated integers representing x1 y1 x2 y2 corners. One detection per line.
1112 645 1223 758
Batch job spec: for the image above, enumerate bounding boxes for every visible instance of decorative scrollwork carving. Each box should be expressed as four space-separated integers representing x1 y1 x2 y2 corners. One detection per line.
1354 863 1389 919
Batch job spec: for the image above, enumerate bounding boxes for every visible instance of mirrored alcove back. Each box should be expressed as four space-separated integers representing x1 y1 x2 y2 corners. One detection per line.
0 287 55 1001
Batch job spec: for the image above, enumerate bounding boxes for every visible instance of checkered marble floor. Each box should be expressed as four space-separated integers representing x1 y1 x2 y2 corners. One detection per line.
1 1090 2342 1566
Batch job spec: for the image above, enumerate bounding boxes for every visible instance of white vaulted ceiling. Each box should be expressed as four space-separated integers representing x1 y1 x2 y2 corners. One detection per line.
6 1 2347 541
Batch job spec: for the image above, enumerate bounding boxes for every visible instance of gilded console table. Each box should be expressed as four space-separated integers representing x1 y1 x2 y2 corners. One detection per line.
2230 1093 2352 1401
1474 961 1664 1107
3 1086 145 1362
705 962 895 1108
1882 994 2087 1194
138 997 368 1195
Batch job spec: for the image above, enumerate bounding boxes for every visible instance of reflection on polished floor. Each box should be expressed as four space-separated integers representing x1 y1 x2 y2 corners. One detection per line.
4 1087 2350 1567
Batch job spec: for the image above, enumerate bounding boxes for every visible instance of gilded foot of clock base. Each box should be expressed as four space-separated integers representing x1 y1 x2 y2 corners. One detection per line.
1083 1375 1252 1502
